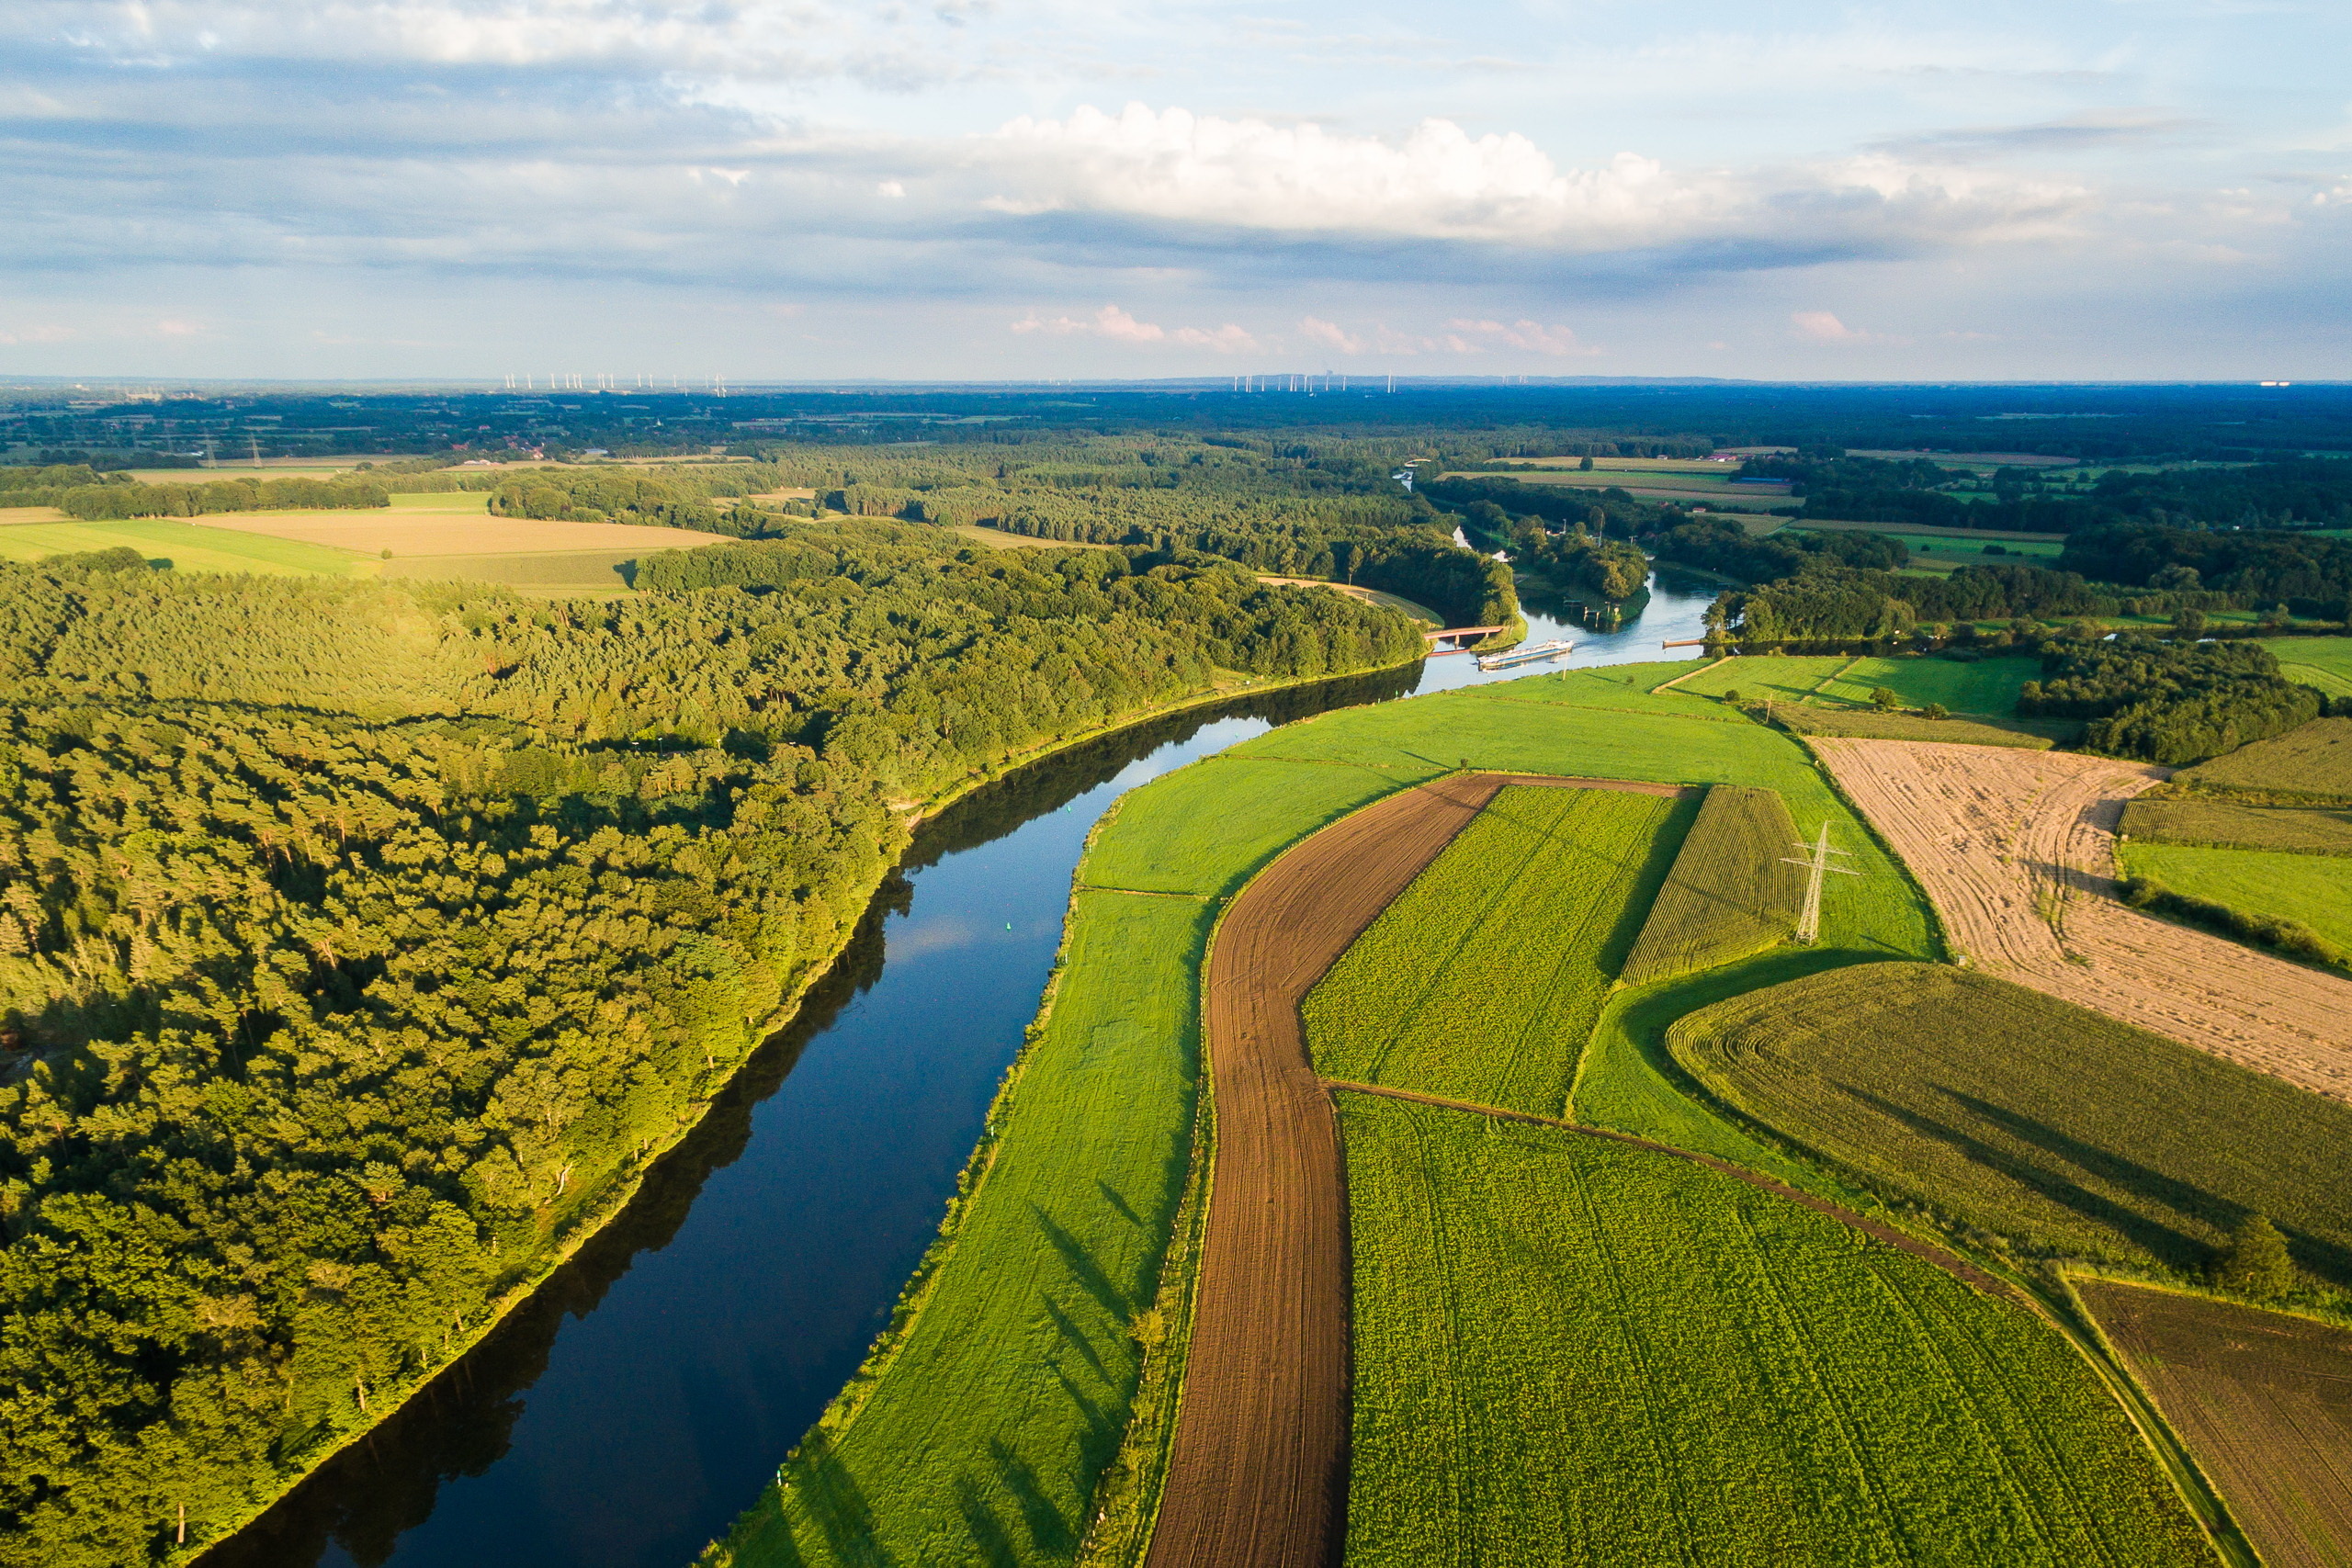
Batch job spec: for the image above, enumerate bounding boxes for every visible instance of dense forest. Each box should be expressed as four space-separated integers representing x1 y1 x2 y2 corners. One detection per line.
1754 453 2352 535
2018 637 2327 763
2059 524 2352 615
0 525 1419 1566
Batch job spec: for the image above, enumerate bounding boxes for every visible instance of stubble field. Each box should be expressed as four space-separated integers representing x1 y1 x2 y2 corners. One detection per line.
1809 737 2352 1101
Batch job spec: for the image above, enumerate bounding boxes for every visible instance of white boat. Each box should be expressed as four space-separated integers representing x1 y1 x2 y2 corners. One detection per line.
1476 637 1573 671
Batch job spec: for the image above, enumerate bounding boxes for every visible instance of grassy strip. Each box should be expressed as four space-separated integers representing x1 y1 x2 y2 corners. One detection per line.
1772 703 2064 748
2116 852 2352 972
1303 786 1690 1115
1668 963 2352 1294
700 889 1213 1567
1338 1092 2215 1568
1073 1055 1216 1568
1620 785 1801 986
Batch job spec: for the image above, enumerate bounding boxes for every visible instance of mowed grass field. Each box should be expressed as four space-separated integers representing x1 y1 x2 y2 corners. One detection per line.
2264 637 2352 700
2120 843 2352 955
1339 1093 2214 1568
2168 717 2352 801
1675 654 2038 716
1304 786 1691 1115
2120 798 2352 856
2079 1280 2352 1568
1620 785 1801 987
705 889 1213 1568
0 515 370 576
1219 680 1938 961
1669 964 2352 1285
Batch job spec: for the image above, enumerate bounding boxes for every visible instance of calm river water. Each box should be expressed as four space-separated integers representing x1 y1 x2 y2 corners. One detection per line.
202 570 1718 1568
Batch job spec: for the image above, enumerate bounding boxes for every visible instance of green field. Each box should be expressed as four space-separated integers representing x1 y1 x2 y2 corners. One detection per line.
2120 842 2352 956
2167 716 2352 802
1339 1092 2214 1568
1670 964 2352 1285
1225 684 1935 961
1773 705 2063 748
1080 757 1431 898
0 516 369 577
385 548 642 592
2120 798 2352 856
1674 654 2037 716
1621 786 1800 986
1304 786 1689 1115
2262 637 2352 700
706 889 1211 1567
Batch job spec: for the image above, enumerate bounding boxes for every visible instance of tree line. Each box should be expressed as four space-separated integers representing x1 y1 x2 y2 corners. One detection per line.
0 525 1421 1565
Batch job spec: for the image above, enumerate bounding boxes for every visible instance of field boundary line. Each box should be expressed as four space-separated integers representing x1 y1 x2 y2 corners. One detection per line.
1458 693 1749 725
1650 654 1731 693
1078 886 1219 902
1805 654 1864 702
1323 1079 2019 1303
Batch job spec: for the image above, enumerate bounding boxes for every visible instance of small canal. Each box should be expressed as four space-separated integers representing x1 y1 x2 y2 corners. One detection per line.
204 570 1718 1568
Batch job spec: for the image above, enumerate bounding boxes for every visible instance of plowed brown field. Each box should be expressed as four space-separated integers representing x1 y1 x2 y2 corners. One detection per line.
1146 773 1685 1568
1812 739 2352 1102
2079 1280 2352 1568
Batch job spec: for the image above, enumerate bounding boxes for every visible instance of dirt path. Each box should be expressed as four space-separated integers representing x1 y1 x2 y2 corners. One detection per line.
1146 773 1683 1568
1812 739 2352 1103
1326 1079 2021 1304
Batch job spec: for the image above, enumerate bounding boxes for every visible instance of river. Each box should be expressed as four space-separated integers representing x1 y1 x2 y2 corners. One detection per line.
201 570 1719 1568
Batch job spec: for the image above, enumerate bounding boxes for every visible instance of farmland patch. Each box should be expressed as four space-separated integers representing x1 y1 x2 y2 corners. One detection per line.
2120 798 2352 857
2120 843 2352 956
2078 1280 2352 1568
1339 1092 2213 1568
0 515 369 577
1669 963 2352 1285
1303 785 1691 1115
1620 785 1801 986
2165 717 2352 805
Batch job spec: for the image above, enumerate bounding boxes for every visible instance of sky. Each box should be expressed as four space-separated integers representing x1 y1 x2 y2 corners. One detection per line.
1 0 2347 380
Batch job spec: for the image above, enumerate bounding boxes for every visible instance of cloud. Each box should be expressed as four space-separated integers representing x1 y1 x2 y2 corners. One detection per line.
975 103 2088 256
1298 316 1363 354
1010 303 1258 353
1445 318 1596 355
1788 310 1911 346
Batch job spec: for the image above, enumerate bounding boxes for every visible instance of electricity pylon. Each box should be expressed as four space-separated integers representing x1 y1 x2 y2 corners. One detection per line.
1781 822 1859 944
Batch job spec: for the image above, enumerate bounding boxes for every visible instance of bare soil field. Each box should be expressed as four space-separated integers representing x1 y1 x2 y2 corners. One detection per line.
0 505 71 525
1148 772 1681 1568
200 506 724 558
1812 739 2352 1101
2078 1280 2352 1568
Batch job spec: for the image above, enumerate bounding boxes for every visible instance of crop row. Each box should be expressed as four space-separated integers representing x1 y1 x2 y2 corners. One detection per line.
1668 963 2352 1287
2119 797 2352 857
1338 1093 2211 1568
1620 784 1802 986
1303 785 1687 1116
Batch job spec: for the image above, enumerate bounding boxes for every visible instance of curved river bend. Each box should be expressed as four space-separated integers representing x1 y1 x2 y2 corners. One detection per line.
203 575 1717 1568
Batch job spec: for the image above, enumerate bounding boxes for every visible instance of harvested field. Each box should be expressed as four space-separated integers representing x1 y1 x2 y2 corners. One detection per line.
2120 798 2352 856
2079 1280 2352 1568
1621 785 1800 985
1671 964 2352 1282
199 493 724 558
1811 738 2352 1102
1148 771 1612 1568
1338 1091 2211 1568
1303 785 1691 1115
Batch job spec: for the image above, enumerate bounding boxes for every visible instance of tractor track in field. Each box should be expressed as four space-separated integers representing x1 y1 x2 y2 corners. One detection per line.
1810 739 2352 1104
1143 772 1689 1568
